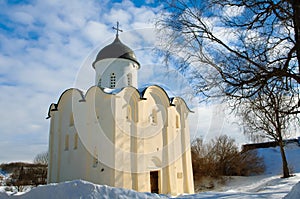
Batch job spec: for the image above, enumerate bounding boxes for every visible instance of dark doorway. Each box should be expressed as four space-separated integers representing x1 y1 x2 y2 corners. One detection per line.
150 171 159 193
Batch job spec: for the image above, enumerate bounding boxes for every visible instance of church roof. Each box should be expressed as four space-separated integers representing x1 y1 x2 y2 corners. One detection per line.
47 85 192 119
92 36 140 68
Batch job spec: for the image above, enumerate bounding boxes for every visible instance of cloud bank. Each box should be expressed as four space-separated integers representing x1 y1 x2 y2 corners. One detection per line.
0 0 244 162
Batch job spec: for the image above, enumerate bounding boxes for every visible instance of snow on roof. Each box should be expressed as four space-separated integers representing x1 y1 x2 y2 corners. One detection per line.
138 84 176 99
102 87 123 94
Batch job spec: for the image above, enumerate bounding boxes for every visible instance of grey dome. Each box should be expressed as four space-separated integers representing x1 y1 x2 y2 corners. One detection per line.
92 36 140 68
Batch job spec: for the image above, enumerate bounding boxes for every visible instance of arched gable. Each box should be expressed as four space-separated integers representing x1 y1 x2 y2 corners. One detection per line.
85 86 114 101
119 86 141 102
47 88 85 118
84 86 115 123
47 103 57 119
141 85 172 108
170 97 193 114
118 86 140 122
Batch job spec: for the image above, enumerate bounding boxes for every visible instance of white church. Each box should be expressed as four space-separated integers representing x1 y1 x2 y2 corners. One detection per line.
47 25 194 195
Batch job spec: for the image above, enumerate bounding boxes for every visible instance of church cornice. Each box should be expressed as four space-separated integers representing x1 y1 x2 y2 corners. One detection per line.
46 85 192 119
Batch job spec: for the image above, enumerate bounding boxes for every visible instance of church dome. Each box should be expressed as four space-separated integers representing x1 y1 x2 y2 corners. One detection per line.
92 36 140 68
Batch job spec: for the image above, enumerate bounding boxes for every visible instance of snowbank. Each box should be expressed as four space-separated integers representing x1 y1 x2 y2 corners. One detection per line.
0 192 9 199
1 176 299 199
5 180 168 199
284 181 300 199
1 144 300 198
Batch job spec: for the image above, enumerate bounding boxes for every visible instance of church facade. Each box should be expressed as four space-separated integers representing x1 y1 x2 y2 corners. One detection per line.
47 32 194 195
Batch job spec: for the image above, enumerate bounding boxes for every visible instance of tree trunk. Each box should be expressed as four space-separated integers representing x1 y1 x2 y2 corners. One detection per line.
275 106 290 178
278 139 290 178
292 0 300 71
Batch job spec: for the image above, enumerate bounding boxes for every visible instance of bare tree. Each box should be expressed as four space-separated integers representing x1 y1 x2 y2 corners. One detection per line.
191 135 264 178
238 86 298 177
157 0 300 178
33 152 48 165
209 135 239 176
157 0 299 107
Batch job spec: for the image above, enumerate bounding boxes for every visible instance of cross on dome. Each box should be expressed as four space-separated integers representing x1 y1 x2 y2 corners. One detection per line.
112 21 123 38
92 22 140 68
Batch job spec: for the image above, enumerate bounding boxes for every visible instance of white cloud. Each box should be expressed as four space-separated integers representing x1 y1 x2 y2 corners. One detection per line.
11 11 35 25
0 0 164 162
222 5 245 18
83 21 111 44
103 8 133 25
189 103 246 147
0 0 245 163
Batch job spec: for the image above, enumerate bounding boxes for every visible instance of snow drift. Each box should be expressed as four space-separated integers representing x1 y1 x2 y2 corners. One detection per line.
0 180 168 199
284 181 300 199
2 143 300 198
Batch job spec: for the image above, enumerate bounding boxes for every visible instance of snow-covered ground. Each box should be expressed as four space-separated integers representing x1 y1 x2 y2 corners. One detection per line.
1 143 300 199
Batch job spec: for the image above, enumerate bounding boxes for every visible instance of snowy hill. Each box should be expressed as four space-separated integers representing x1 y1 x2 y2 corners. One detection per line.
1 143 300 198
258 142 300 175
285 182 300 199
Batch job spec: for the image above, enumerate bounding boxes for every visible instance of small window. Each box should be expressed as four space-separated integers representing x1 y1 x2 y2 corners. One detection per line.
176 115 180 129
96 110 100 120
74 133 78 149
110 73 116 88
177 172 183 179
65 134 69 150
126 105 132 121
69 114 74 126
93 148 98 168
150 109 157 125
127 73 132 86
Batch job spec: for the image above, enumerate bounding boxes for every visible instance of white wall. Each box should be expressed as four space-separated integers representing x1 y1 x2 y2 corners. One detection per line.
47 86 194 195
94 59 139 89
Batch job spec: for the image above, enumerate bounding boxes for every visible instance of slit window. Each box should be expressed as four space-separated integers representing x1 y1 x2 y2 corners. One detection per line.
69 114 74 126
126 105 132 121
96 109 100 120
65 134 69 150
74 133 78 149
93 148 98 168
176 115 180 129
151 109 157 125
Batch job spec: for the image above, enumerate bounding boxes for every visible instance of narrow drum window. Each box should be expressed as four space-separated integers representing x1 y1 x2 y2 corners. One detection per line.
127 73 132 86
65 134 69 150
110 73 116 88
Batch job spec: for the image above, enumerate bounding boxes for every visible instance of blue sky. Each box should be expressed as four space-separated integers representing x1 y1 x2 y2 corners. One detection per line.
0 0 244 163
